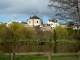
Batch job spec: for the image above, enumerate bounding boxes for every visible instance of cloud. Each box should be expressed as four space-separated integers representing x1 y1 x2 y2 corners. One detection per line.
0 0 56 19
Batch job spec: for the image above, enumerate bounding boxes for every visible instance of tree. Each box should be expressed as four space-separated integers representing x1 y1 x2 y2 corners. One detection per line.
0 27 13 52
55 26 68 39
0 24 13 53
8 22 28 60
53 29 57 53
0 23 37 60
0 24 6 39
48 0 80 39
68 21 74 28
49 0 79 20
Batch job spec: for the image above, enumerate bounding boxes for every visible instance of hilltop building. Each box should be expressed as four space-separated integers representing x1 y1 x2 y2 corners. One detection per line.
6 20 21 27
6 20 16 27
26 15 43 27
47 19 60 28
0 22 2 24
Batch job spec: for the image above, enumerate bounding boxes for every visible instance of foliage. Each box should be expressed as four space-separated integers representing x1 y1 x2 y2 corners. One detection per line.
0 54 79 60
54 26 68 39
0 24 6 39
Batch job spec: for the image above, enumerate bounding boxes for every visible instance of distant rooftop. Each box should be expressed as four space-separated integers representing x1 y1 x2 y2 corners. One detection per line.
49 19 57 22
30 15 40 19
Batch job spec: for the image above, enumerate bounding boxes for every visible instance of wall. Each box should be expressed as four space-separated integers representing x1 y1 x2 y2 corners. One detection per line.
27 19 42 27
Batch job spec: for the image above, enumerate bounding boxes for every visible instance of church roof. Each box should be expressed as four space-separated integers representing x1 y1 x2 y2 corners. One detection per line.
30 15 40 19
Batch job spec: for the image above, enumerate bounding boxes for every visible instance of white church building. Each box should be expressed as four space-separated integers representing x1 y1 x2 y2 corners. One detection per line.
26 15 43 27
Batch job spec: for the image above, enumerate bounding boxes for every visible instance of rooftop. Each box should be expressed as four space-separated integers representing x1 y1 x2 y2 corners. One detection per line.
30 15 40 19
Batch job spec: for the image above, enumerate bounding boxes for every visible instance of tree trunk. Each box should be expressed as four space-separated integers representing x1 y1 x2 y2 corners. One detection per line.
76 0 80 40
54 30 57 53
11 53 15 60
11 39 15 60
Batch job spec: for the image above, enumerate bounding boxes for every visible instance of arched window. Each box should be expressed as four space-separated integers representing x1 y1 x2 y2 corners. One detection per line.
37 21 38 23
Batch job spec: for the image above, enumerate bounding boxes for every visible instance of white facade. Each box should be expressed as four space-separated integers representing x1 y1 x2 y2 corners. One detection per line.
73 26 80 30
6 20 15 27
47 20 60 28
27 16 43 27
0 22 2 24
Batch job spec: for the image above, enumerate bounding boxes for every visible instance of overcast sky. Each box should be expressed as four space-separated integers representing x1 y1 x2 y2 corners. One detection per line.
0 0 58 23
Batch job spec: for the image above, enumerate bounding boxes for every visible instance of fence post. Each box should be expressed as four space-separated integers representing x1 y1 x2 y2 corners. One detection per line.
11 53 15 60
48 52 51 60
78 51 80 60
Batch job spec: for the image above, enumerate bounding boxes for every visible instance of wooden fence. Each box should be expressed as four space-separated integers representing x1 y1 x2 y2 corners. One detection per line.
0 52 80 60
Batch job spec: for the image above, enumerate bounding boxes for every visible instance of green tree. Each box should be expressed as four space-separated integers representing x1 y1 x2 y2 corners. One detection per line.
0 24 13 53
8 22 28 60
55 26 68 40
0 22 37 60
0 26 13 53
0 24 6 39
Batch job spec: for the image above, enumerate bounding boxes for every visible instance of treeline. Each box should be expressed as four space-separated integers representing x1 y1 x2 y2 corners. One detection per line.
0 23 80 53
0 23 80 41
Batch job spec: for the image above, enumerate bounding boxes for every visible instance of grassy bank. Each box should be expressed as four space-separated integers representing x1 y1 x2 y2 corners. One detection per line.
0 54 79 60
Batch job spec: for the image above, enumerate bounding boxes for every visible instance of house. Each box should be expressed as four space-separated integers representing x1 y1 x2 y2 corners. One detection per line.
47 19 60 28
26 15 43 27
73 25 80 30
0 22 2 24
6 20 16 27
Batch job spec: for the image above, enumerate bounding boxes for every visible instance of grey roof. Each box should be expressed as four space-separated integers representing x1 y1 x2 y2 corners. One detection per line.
30 15 40 19
49 19 57 22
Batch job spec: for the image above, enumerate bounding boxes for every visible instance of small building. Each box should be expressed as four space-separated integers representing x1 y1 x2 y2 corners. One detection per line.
0 22 2 24
47 19 60 28
6 20 16 27
73 25 80 30
26 15 43 27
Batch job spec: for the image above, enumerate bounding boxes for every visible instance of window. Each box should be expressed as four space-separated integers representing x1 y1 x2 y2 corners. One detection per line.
37 21 38 23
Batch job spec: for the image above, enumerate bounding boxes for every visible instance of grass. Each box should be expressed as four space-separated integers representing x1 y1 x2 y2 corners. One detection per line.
52 54 79 58
0 56 11 60
0 54 79 60
56 39 78 43
15 55 48 60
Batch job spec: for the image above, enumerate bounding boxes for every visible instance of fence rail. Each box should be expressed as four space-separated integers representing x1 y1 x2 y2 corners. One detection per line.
0 52 80 56
0 52 80 60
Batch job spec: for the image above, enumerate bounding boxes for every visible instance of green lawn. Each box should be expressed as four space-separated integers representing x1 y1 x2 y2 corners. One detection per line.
0 54 79 60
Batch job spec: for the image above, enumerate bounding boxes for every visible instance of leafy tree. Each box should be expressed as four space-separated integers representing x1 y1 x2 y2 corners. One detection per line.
8 22 28 60
26 27 37 41
0 24 6 39
55 26 68 39
0 26 13 53
0 24 13 53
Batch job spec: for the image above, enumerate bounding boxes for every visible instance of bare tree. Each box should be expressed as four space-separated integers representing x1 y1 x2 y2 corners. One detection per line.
48 0 80 39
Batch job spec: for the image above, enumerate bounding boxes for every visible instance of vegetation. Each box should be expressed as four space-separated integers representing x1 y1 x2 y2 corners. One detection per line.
48 0 80 40
0 23 80 53
0 54 79 60
0 23 80 60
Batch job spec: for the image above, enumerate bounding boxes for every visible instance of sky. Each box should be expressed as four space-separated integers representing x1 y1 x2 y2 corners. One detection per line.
0 0 66 24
